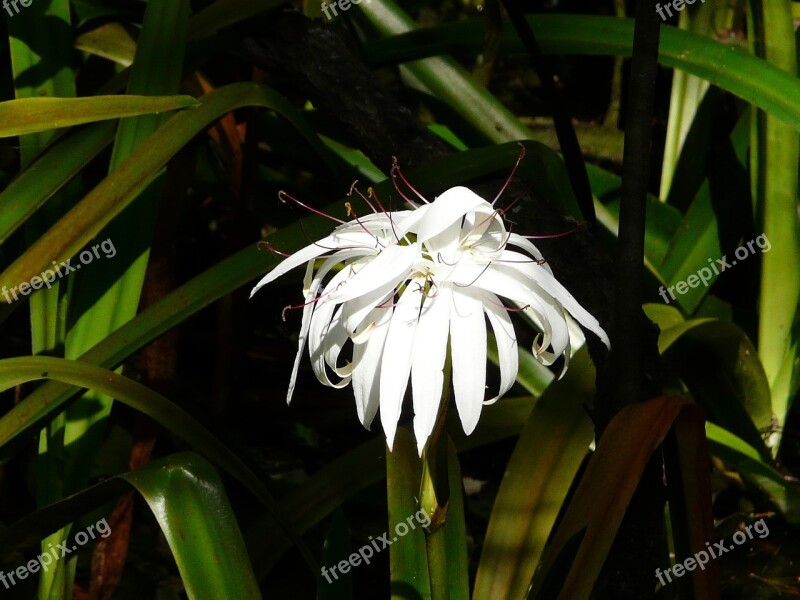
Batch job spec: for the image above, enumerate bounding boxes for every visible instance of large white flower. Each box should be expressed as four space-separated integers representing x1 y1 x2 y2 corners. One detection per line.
251 186 610 455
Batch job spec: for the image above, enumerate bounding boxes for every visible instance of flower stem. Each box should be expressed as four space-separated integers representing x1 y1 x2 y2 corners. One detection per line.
420 352 453 600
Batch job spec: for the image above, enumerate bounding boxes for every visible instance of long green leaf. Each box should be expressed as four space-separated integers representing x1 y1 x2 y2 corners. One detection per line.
0 82 337 298
0 356 315 571
0 453 263 600
362 15 800 132
747 0 800 448
61 0 191 507
658 112 751 313
123 453 263 599
357 0 535 144
0 96 197 137
473 348 595 600
0 122 116 246
7 4 81 596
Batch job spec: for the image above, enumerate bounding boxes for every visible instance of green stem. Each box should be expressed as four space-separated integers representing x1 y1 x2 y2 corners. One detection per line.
426 523 450 600
420 352 453 600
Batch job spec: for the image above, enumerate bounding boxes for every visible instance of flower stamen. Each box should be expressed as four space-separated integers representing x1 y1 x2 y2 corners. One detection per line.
279 190 346 224
492 142 526 206
391 157 429 206
349 181 379 214
520 221 587 239
454 262 492 288
257 241 290 257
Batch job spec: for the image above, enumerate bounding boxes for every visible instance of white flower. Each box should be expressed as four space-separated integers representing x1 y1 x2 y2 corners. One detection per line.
251 186 609 455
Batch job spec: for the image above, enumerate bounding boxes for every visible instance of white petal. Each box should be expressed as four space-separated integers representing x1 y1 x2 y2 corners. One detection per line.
249 230 378 298
444 262 588 361
416 187 490 244
352 302 393 429
307 268 353 387
324 244 417 306
505 232 549 267
449 289 487 435
310 304 351 388
286 260 316 404
324 305 354 379
342 283 399 335
497 251 610 348
379 282 424 450
480 291 518 404
411 285 452 455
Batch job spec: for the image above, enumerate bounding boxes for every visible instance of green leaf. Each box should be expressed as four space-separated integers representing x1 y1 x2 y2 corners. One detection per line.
0 82 337 299
529 397 687 599
61 0 192 504
357 0 535 144
7 0 76 163
0 356 315 571
706 423 800 523
0 453 263 600
748 1 800 443
0 96 198 138
125 454 263 599
74 22 137 66
660 3 735 199
473 348 595 600
0 122 116 246
362 14 800 132
387 428 431 600
645 306 773 457
657 112 751 313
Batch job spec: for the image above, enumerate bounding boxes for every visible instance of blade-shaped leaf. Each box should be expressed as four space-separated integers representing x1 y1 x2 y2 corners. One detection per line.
0 96 198 137
0 356 316 571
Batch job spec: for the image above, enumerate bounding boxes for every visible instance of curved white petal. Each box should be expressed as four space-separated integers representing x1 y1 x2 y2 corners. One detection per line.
324 244 417 306
352 302 392 429
411 285 452 455
379 282 424 449
310 305 351 388
249 230 379 298
307 268 352 387
286 260 317 404
416 187 489 244
497 251 609 348
445 259 606 356
480 291 518 404
342 281 402 335
505 232 549 268
449 289 486 435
